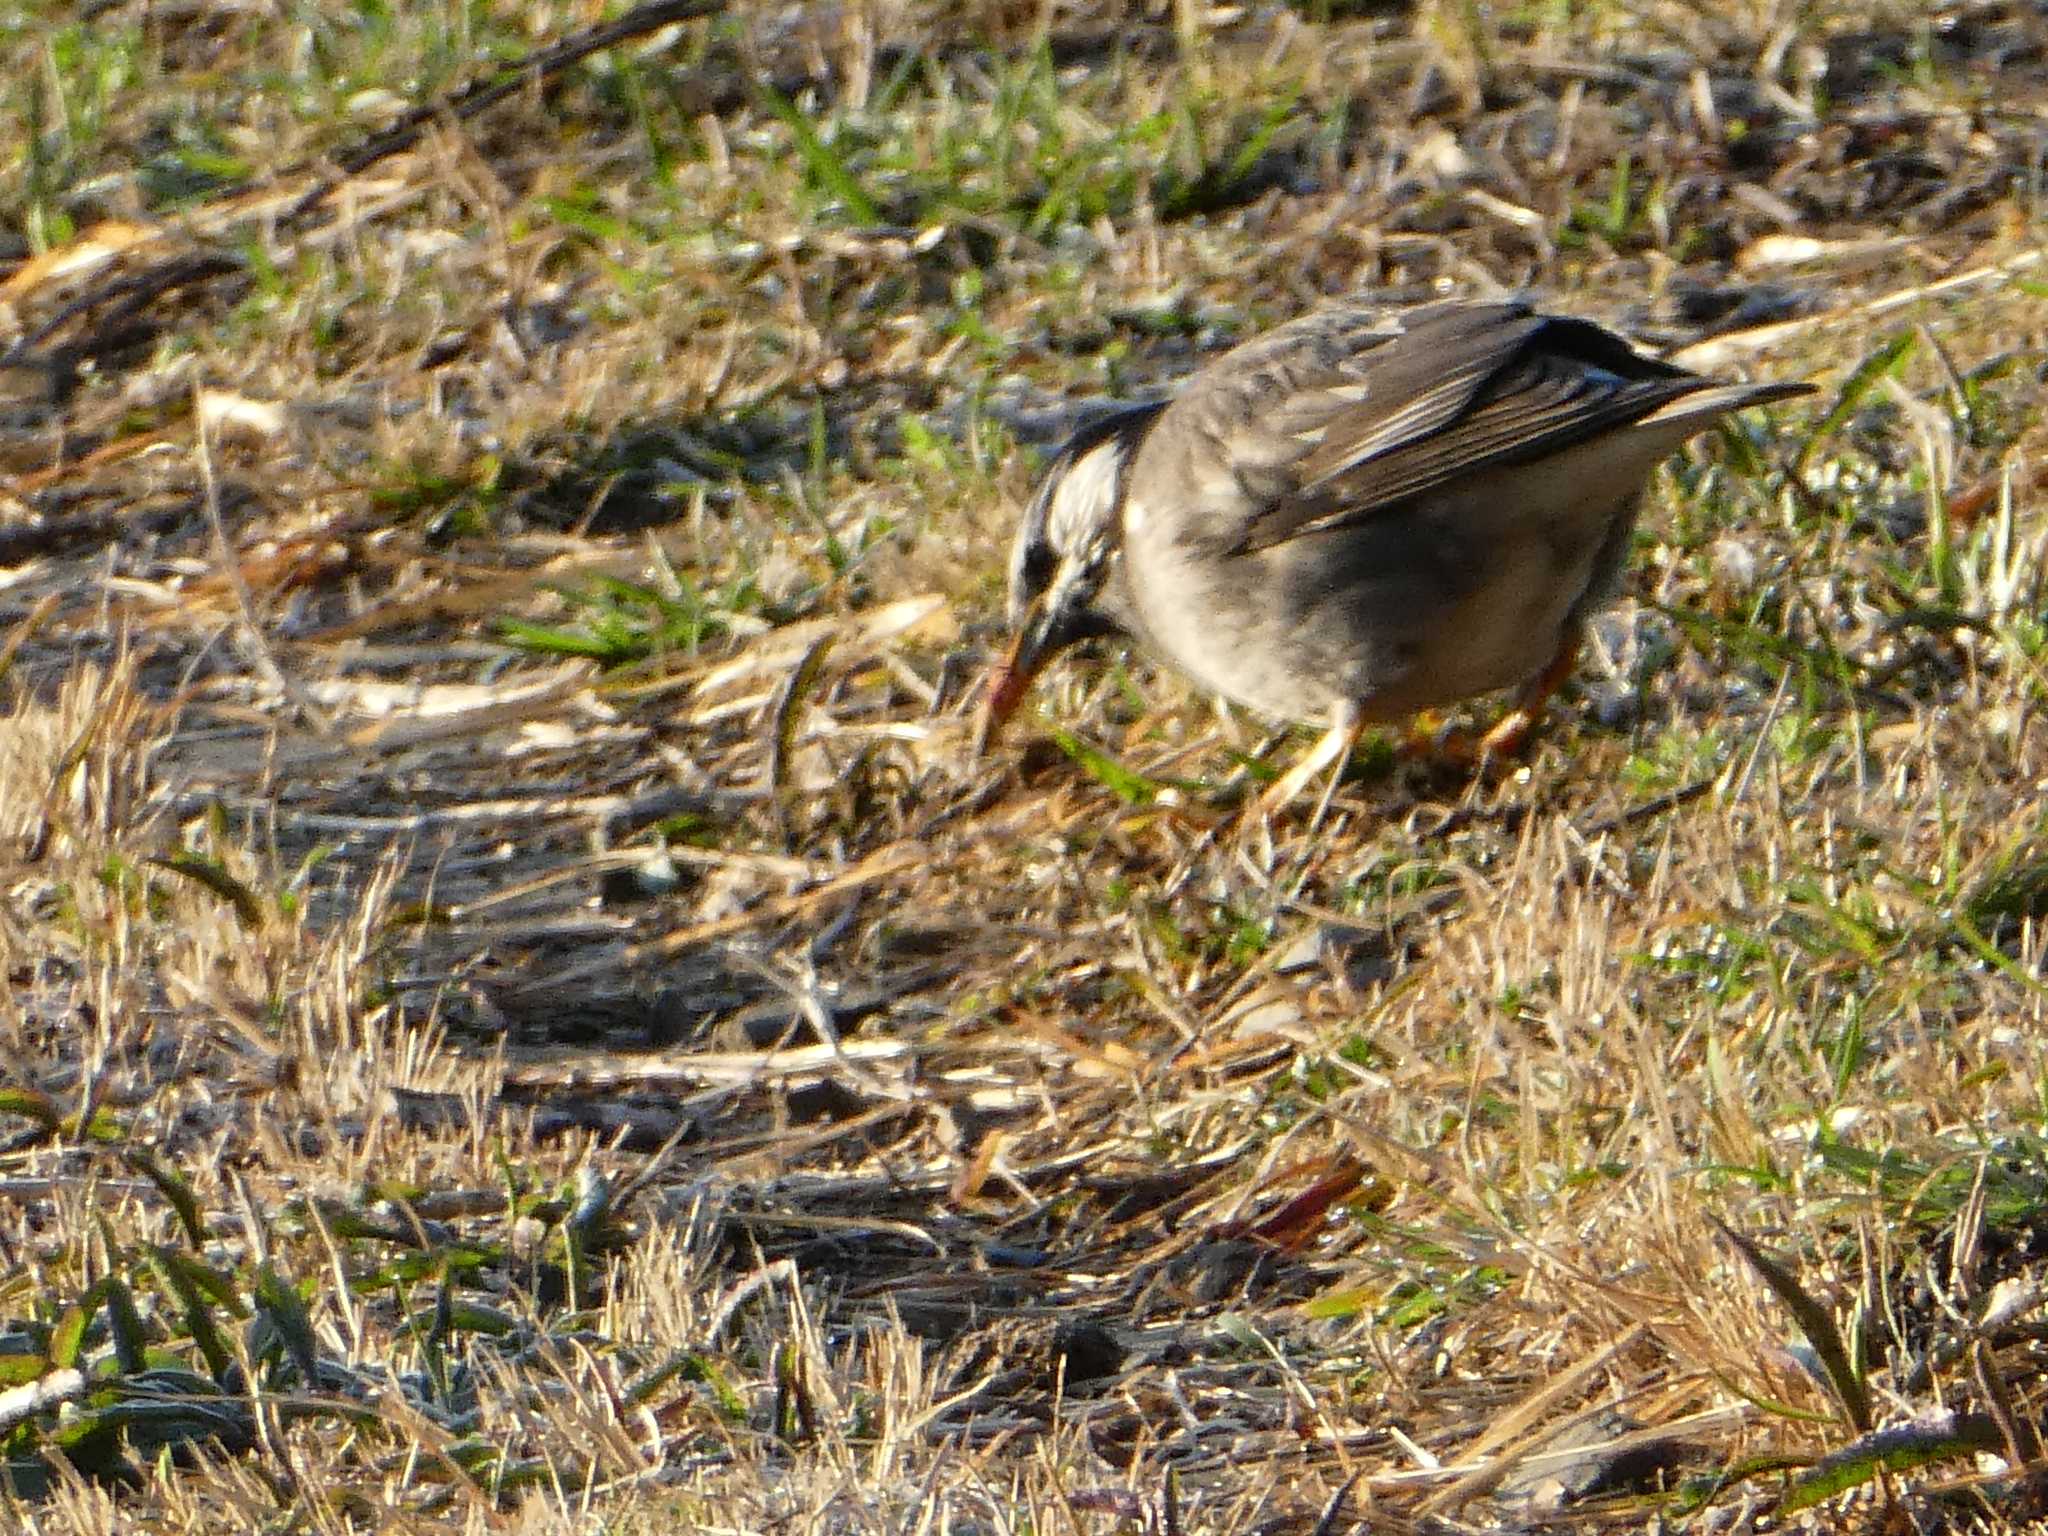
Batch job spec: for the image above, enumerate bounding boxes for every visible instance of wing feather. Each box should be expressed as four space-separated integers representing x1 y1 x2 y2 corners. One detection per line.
1208 307 1722 555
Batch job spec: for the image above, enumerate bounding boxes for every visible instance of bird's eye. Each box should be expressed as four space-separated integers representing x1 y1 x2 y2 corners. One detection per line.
1009 538 1057 617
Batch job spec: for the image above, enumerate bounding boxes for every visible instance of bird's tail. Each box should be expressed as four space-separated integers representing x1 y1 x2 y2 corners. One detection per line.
1640 378 1816 429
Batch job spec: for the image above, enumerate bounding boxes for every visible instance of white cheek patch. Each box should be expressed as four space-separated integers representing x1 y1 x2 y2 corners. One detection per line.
1045 439 1129 554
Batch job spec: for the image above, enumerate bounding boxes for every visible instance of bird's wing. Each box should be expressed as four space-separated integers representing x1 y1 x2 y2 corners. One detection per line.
1214 304 1720 555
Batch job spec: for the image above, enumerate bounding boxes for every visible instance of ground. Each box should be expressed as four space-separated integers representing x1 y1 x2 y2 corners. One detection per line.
3 1 2048 1531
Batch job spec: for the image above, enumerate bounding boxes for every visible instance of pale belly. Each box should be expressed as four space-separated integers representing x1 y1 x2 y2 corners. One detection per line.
1120 461 1638 724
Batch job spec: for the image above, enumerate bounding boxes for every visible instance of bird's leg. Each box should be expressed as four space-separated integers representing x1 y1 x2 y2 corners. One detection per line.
1412 620 1585 768
1251 703 1364 822
1476 618 1585 759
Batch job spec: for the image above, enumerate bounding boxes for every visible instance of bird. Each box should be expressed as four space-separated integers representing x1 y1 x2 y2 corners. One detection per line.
977 297 1812 818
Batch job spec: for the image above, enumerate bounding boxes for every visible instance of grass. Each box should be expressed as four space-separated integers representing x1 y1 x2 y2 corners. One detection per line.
3 0 2048 1530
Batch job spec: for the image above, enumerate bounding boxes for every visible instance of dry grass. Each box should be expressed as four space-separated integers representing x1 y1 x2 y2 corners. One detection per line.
4 0 2048 1530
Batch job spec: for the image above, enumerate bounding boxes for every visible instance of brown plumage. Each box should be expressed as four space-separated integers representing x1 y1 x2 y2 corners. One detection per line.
981 299 1812 813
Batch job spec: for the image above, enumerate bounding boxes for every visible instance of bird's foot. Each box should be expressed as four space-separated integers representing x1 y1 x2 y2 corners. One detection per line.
1403 623 1582 775
1403 707 1546 774
1245 710 1365 825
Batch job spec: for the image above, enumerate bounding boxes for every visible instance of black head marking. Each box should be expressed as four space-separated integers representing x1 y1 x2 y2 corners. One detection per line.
1007 399 1167 623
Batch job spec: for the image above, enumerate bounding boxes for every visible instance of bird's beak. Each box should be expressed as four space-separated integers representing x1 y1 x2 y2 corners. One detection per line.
973 593 1087 755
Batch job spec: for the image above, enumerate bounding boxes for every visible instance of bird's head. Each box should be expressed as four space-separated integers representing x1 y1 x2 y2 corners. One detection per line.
977 402 1164 748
